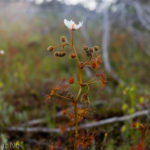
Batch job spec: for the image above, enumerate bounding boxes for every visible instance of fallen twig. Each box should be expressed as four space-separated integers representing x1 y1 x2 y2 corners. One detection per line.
7 109 150 133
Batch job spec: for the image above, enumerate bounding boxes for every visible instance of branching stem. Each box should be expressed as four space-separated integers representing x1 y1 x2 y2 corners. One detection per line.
71 30 83 150
54 93 72 101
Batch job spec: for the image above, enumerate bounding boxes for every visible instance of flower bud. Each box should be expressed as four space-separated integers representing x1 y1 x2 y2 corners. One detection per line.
55 52 59 57
80 83 86 87
47 46 54 52
70 52 76 59
55 51 66 57
61 36 67 43
89 48 94 53
94 46 99 51
80 62 85 69
86 50 92 57
61 52 66 57
83 46 88 51
68 77 74 84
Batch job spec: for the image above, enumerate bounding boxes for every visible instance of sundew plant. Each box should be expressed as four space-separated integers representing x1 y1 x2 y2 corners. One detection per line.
47 19 106 150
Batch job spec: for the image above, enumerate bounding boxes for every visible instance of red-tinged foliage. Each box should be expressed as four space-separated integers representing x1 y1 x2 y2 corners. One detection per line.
79 62 85 69
95 72 107 88
68 77 74 84
90 61 97 69
131 140 145 150
77 131 94 149
77 108 88 123
50 145 54 150
131 123 147 150
100 73 107 89
96 73 101 77
59 125 67 134
62 109 67 115
90 55 102 70
132 122 137 128
47 86 59 100
49 139 62 150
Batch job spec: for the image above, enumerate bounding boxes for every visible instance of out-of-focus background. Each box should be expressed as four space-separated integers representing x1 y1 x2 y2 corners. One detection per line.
0 0 150 149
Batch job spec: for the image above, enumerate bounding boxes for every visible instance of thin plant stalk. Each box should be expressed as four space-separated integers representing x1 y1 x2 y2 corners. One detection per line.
71 30 83 150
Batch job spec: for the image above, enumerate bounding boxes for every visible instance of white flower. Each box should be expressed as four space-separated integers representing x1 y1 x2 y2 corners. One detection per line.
0 50 5 55
64 19 83 30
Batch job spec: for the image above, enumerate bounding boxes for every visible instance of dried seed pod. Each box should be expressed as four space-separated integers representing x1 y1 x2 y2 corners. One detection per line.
54 51 66 57
47 46 54 52
83 46 88 51
70 52 76 59
89 48 94 53
61 36 67 43
94 46 99 51
80 62 84 69
86 50 92 57
55 52 59 57
60 51 66 57
68 77 74 84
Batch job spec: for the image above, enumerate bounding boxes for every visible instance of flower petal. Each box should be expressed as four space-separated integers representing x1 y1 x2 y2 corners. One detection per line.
64 19 83 30
75 22 83 30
